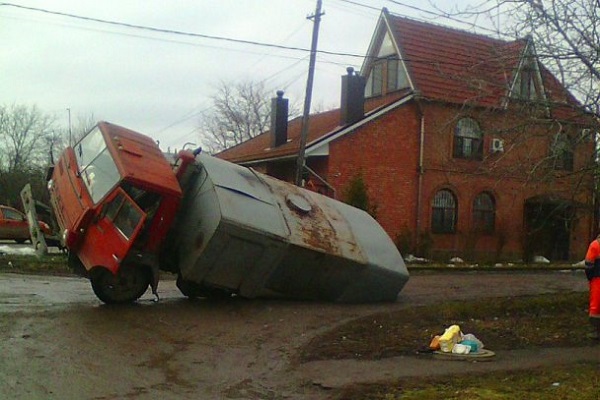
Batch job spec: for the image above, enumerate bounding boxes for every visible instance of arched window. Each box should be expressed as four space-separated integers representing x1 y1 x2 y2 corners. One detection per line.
432 189 457 233
472 192 495 233
453 118 483 160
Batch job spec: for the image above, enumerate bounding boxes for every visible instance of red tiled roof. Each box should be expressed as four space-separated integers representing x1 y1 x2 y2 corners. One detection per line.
388 13 524 107
219 12 588 163
387 12 584 119
539 64 589 123
218 108 339 164
218 91 409 163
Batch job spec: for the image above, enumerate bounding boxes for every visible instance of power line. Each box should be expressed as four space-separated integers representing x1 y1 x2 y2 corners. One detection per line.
153 107 207 135
1 0 530 94
247 20 308 72
155 56 310 135
334 0 382 12
334 0 506 37
385 0 509 38
0 2 519 68
0 2 366 60
0 12 317 64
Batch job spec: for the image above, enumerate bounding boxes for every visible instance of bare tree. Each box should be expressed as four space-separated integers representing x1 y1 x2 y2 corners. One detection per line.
516 0 598 116
198 81 298 153
197 81 271 153
43 130 65 166
70 113 97 144
0 104 56 172
41 113 98 166
444 0 599 117
0 104 57 207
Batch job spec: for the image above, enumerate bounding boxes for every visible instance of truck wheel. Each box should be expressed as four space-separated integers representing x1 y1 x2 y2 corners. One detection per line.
91 267 150 304
176 275 199 298
67 253 88 277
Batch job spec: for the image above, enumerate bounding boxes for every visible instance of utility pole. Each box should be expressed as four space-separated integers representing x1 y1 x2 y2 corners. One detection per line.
294 0 324 186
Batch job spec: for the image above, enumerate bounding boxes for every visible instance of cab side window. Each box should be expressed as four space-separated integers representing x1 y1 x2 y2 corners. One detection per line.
102 192 144 240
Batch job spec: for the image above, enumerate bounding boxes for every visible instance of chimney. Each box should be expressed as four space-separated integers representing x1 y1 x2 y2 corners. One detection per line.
340 67 366 125
270 90 289 147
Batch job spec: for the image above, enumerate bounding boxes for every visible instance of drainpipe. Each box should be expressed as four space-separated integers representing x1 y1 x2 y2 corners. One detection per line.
415 98 425 251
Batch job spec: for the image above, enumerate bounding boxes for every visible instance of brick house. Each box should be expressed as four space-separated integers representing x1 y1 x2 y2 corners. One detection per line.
219 9 596 262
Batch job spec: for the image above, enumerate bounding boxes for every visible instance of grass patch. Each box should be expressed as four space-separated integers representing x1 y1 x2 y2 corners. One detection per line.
300 292 590 362
333 362 599 400
0 254 71 275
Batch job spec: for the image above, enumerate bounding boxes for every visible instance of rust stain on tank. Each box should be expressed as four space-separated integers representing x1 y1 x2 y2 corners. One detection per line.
256 172 365 262
300 205 339 254
280 184 340 255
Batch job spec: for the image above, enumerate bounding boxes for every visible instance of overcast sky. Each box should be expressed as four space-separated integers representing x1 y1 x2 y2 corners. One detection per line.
1 0 500 151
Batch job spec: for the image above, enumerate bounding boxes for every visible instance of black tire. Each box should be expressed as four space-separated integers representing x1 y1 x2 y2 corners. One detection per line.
91 266 150 304
176 274 199 298
14 239 26 244
176 274 231 299
67 253 88 277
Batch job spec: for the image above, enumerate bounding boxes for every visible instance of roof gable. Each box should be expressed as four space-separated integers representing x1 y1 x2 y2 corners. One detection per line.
376 11 525 107
505 38 548 106
361 11 413 97
371 11 582 116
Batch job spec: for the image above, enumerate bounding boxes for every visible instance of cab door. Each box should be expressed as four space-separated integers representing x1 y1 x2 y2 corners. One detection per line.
78 188 146 274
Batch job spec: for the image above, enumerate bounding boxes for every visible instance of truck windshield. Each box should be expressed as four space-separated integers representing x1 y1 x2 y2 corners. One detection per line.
75 127 120 203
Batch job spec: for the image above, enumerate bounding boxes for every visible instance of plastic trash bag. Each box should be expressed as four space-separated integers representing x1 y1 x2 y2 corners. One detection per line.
429 335 441 350
462 333 484 352
451 343 471 354
439 325 462 352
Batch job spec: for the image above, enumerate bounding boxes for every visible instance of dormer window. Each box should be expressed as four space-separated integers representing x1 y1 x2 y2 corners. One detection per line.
511 41 545 102
513 65 542 100
365 30 409 97
369 61 383 96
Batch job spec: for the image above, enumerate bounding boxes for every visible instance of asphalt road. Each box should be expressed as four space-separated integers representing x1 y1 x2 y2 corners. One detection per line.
0 270 591 399
0 268 588 312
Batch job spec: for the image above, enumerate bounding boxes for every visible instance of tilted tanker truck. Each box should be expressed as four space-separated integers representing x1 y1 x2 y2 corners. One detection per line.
40 121 409 304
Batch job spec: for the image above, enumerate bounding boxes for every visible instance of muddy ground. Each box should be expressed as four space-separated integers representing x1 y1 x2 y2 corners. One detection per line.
0 270 593 399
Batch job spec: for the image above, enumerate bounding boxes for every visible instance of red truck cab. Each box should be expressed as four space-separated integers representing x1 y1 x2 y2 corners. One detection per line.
48 122 182 303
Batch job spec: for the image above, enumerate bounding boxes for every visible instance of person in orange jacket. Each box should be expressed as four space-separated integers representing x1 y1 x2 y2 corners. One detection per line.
584 233 600 340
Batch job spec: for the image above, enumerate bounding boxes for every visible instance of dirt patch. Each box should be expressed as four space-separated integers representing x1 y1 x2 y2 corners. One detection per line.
0 270 593 399
299 292 591 362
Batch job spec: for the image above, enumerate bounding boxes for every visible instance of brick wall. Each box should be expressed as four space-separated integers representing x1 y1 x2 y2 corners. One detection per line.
327 102 421 239
419 101 594 260
322 99 595 262
251 97 595 262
